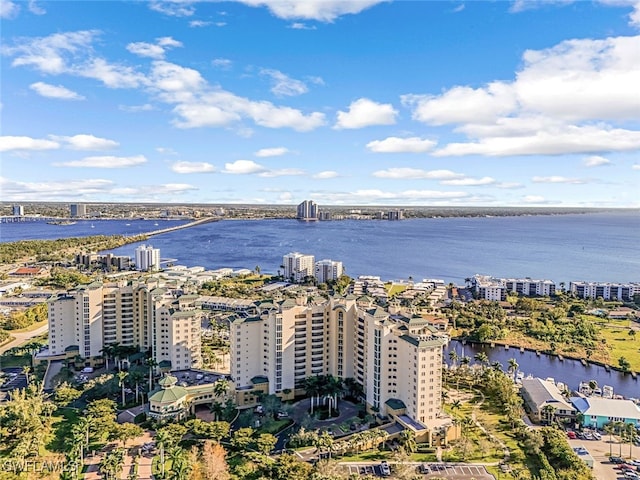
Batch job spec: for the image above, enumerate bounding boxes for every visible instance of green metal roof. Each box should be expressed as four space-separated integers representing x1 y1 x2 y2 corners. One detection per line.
385 398 406 410
149 385 188 404
399 334 447 349
251 375 269 384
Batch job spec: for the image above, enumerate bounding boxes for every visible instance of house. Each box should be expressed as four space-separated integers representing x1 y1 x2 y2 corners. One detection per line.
521 378 576 424
570 396 640 429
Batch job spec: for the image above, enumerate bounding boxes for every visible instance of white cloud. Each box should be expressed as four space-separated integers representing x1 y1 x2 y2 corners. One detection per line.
289 22 317 30
29 82 84 100
0 135 59 152
0 177 114 200
78 58 147 89
366 136 436 153
3 30 97 74
119 104 155 112
440 176 496 186
532 176 589 184
232 0 386 21
0 0 19 18
223 159 267 174
127 42 166 59
255 147 289 157
510 0 574 13
55 155 147 168
51 134 119 150
432 124 640 156
335 98 398 129
279 192 293 201
149 0 195 17
313 171 339 179
583 155 612 167
632 164 640 170
259 168 305 177
28 0 45 15
212 58 232 69
405 35 640 156
157 36 182 48
190 20 212 27
372 168 462 180
260 69 308 97
311 188 470 205
215 22 227 27
452 3 465 12
156 147 178 155
171 161 216 173
496 182 525 189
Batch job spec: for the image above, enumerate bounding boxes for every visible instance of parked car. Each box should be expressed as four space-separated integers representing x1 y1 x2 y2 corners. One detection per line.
567 431 577 439
630 460 640 467
623 471 640 479
276 411 289 419
611 456 625 464
592 431 602 440
380 461 391 476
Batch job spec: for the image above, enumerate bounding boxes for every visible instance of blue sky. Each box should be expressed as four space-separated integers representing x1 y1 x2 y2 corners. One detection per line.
1 0 639 207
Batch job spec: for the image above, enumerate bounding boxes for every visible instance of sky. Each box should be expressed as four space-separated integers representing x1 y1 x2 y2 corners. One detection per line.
1 0 639 207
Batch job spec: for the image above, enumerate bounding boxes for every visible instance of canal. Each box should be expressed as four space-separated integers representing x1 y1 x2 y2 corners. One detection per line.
448 340 639 399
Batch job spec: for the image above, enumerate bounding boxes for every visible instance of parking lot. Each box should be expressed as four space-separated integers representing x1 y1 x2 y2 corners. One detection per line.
341 462 494 479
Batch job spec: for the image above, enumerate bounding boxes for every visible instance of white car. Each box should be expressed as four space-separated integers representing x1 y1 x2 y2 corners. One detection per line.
630 460 640 467
380 461 391 476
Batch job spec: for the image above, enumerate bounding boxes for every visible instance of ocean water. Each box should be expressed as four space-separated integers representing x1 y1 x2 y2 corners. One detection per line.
2 212 639 284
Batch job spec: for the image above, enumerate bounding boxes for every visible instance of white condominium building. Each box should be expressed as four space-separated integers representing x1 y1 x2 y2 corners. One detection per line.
315 259 344 283
230 295 447 427
135 244 161 271
569 281 640 300
47 280 202 370
282 252 315 282
471 274 556 300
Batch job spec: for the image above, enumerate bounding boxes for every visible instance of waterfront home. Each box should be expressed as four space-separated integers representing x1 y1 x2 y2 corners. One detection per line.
520 377 576 424
570 396 640 429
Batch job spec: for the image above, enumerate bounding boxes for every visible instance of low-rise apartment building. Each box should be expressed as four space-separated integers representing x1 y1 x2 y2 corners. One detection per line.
569 281 640 300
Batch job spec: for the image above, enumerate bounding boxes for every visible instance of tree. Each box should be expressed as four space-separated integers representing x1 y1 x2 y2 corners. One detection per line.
231 427 255 452
145 357 158 391
255 433 277 455
399 429 417 454
202 441 229 480
625 422 637 458
155 428 171 477
507 358 519 380
541 404 556 425
602 423 615 456
54 382 82 406
117 370 128 406
213 378 230 400
448 350 459 368
110 422 143 447
474 351 489 368
618 356 631 372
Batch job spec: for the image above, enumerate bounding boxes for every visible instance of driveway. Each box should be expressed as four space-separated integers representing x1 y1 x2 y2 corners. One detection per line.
0 322 48 354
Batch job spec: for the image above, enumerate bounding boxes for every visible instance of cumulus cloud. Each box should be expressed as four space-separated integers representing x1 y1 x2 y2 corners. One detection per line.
231 0 386 21
312 188 470 205
119 104 155 112
440 176 496 186
0 0 19 18
583 155 612 167
127 37 182 59
633 164 640 170
532 175 590 184
0 177 114 200
30 82 84 100
28 0 45 14
223 159 267 174
55 155 147 168
260 69 308 97
255 147 289 157
405 35 640 156
366 136 436 153
313 171 339 179
522 195 549 203
50 134 119 150
171 161 216 173
212 58 232 69
149 0 195 17
0 135 59 152
335 98 398 129
190 20 212 27
372 168 462 180
259 168 305 177
289 22 317 29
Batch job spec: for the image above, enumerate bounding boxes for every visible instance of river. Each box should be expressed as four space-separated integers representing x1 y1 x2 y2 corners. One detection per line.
448 340 639 399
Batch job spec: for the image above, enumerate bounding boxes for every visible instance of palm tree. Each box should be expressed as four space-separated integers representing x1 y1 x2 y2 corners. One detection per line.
604 422 616 457
155 428 171 477
100 343 116 370
213 378 229 400
507 358 519 381
625 422 637 458
474 351 489 369
128 369 145 404
302 376 320 415
210 401 224 421
448 350 459 368
541 404 556 425
145 357 158 391
399 429 417 454
117 370 128 406
21 365 30 384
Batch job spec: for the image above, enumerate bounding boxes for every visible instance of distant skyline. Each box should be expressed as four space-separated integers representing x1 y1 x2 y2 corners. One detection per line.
1 0 639 207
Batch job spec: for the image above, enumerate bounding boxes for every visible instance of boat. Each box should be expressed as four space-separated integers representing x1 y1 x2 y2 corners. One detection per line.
592 387 602 397
154 222 159 226
90 223 95 228
47 220 76 225
579 381 592 396
602 385 614 399
125 223 131 226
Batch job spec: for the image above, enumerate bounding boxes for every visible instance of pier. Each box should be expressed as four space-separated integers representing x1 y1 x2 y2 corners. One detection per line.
145 217 220 237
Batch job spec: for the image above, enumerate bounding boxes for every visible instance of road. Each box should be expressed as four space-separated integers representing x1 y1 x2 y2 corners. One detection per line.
0 322 48 354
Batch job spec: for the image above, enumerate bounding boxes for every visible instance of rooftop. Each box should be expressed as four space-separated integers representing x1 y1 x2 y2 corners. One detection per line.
570 396 640 420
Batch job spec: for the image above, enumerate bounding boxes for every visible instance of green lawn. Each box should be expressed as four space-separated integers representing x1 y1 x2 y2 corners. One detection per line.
47 407 81 454
598 325 640 371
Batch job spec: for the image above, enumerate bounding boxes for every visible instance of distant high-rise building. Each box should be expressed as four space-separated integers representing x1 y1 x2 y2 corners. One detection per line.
387 209 404 220
282 252 315 282
12 205 24 216
315 259 344 283
296 200 318 221
318 211 331 221
135 244 161 271
70 204 87 218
